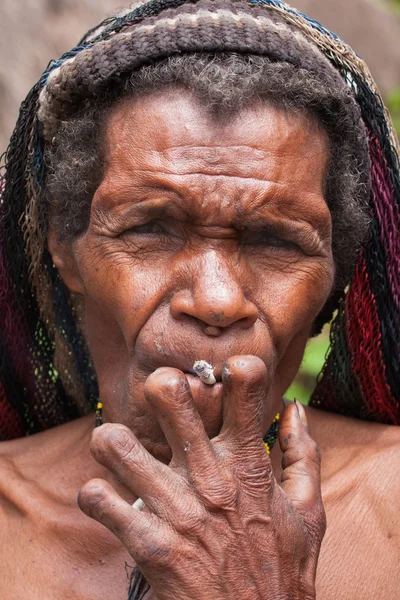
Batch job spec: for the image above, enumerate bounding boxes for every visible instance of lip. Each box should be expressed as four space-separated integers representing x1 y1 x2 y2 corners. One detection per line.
187 363 222 382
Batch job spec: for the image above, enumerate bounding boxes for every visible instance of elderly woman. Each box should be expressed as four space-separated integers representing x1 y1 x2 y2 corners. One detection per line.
0 0 399 598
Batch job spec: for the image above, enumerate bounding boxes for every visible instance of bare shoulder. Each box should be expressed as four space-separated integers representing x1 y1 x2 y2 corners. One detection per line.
305 407 400 600
0 415 96 509
306 405 400 527
0 416 132 600
308 406 400 515
305 405 400 479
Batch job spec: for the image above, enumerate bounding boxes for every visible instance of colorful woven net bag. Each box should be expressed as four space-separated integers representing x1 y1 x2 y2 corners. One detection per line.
0 0 399 441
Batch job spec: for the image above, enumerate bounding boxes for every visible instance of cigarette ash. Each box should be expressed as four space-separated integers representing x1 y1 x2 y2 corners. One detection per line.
192 360 216 385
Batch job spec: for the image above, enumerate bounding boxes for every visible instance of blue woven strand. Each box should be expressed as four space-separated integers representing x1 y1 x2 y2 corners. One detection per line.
39 45 90 88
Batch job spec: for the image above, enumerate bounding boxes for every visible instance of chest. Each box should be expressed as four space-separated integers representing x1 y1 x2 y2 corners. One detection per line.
1 483 398 600
315 478 400 600
0 507 133 600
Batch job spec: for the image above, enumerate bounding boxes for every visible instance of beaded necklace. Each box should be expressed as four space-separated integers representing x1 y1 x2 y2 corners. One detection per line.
263 413 281 454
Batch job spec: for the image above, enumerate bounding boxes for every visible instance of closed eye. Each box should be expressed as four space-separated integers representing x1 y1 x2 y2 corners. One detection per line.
124 221 166 235
244 230 300 251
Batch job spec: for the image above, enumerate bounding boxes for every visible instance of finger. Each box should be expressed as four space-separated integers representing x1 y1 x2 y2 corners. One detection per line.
90 423 185 516
146 368 242 512
218 356 269 454
144 367 216 469
279 400 325 534
78 478 174 568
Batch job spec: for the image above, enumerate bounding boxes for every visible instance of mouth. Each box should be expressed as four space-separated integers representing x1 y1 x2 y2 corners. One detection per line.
185 371 223 388
174 365 223 384
135 350 225 422
137 349 224 383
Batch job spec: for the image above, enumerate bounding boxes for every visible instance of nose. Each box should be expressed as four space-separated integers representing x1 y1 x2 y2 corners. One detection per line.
170 251 258 330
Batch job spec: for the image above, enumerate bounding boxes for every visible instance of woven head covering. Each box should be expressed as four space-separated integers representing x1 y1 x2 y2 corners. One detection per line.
0 0 399 440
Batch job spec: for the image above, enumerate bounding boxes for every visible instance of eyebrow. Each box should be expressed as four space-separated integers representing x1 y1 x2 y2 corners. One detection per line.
92 193 190 228
94 187 329 247
93 166 329 237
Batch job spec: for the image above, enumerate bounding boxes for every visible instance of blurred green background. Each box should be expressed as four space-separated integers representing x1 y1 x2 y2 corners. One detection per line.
388 0 400 130
286 327 330 404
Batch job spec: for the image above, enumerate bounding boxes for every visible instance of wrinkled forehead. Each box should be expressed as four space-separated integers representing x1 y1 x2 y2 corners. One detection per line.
95 88 331 222
102 87 329 170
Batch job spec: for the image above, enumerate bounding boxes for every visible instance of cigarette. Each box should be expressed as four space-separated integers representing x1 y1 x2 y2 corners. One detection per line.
192 360 216 385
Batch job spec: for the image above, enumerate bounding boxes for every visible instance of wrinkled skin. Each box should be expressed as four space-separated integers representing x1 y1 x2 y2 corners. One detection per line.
51 89 334 456
81 363 324 600
49 89 333 599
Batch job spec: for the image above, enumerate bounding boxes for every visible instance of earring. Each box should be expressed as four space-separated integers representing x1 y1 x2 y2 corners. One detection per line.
95 401 103 427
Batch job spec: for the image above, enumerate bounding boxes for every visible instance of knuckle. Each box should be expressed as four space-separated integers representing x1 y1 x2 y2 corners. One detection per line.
178 505 208 536
307 438 319 456
145 368 189 404
196 469 239 510
306 438 322 467
91 423 135 461
123 512 143 539
141 544 172 569
223 356 267 389
116 434 142 464
133 520 173 568
239 463 274 496
140 542 173 570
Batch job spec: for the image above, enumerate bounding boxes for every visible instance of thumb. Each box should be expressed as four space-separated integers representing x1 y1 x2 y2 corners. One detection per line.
279 400 325 536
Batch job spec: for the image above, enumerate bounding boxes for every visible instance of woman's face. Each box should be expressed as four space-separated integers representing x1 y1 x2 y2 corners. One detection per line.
51 88 334 461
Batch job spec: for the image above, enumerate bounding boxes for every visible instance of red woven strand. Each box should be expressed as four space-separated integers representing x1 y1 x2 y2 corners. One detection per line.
369 135 400 308
344 252 399 423
0 380 24 439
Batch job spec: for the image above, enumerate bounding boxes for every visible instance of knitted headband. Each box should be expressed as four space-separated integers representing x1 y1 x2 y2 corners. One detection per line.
0 0 399 440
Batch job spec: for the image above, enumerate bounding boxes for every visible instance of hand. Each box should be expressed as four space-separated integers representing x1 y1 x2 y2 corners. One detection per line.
78 356 326 600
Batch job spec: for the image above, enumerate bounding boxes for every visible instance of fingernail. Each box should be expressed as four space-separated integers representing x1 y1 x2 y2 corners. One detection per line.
132 497 145 512
222 363 232 380
294 398 308 428
281 398 291 412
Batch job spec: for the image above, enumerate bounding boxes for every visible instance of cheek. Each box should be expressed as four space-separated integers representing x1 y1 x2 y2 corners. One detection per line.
259 260 334 412
258 259 334 354
76 241 172 334
73 243 175 401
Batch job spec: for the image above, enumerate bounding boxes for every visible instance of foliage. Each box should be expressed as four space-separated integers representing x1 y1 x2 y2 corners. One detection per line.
286 327 330 405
